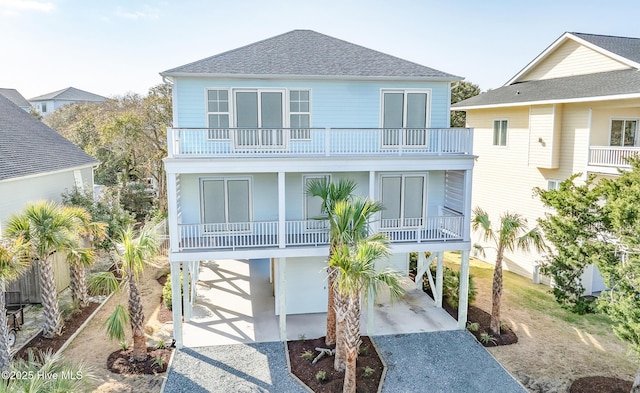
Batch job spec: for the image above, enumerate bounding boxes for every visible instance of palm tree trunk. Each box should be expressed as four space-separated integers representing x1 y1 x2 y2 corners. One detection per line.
69 263 88 307
334 286 348 372
342 292 361 393
490 247 504 336
39 257 62 338
128 271 147 361
632 365 640 393
0 281 11 371
325 265 337 346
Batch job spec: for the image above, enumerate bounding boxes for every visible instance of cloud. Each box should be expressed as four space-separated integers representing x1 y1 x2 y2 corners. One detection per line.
114 5 159 20
0 0 54 15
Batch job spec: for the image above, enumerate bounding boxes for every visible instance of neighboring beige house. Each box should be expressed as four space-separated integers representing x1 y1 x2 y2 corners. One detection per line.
29 86 107 116
0 93 99 301
453 32 640 294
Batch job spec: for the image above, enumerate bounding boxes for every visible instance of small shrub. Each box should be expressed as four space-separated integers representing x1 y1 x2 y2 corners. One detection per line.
298 334 306 342
500 323 510 333
119 341 129 351
155 340 167 349
466 322 479 332
358 344 369 356
423 265 477 308
363 366 375 378
479 332 497 345
60 300 82 321
153 357 165 368
163 273 185 311
315 370 327 383
301 350 314 361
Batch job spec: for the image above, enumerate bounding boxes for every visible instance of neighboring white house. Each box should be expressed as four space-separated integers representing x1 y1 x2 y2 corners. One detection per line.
453 32 640 294
0 93 99 301
0 88 32 112
29 87 107 116
161 30 476 347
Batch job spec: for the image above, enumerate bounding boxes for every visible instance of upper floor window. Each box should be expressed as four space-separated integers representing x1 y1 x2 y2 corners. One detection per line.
290 90 311 140
610 119 638 147
380 174 427 228
382 90 429 129
493 120 508 146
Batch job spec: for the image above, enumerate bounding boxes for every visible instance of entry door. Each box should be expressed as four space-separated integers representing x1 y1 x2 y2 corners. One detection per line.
235 90 285 147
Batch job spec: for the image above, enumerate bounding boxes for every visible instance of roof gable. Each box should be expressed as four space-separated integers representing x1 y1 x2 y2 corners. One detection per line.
507 32 640 85
29 87 107 102
0 94 98 181
161 30 461 81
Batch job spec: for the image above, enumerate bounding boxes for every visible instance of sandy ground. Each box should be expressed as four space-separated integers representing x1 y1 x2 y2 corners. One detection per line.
62 258 171 393
456 256 638 393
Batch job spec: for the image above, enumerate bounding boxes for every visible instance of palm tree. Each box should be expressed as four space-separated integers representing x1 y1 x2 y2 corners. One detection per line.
472 207 545 335
5 201 82 338
305 178 357 346
65 207 107 307
332 233 404 393
92 225 158 361
7 349 93 392
0 238 31 370
329 197 384 372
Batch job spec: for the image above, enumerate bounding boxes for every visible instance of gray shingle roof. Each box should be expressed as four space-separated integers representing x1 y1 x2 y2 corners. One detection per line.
29 87 107 102
452 69 640 108
0 89 31 109
572 32 640 64
0 94 98 181
161 30 461 80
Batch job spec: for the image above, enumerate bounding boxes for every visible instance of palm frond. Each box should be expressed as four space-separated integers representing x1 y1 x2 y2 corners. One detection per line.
472 207 495 243
103 304 129 342
88 271 122 296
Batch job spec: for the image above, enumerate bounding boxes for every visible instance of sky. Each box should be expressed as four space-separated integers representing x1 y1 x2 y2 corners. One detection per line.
1 0 640 100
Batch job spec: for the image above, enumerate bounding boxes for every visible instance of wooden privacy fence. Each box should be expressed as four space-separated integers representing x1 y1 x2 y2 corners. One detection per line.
7 252 71 304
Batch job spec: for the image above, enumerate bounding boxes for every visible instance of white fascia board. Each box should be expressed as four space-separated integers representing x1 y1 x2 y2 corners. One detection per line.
0 163 97 184
163 156 476 174
453 92 640 111
159 72 463 83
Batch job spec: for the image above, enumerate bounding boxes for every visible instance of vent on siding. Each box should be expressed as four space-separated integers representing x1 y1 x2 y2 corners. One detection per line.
444 170 464 214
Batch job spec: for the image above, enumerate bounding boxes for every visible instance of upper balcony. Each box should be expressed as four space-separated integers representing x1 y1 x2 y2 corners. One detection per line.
588 146 640 172
166 127 473 158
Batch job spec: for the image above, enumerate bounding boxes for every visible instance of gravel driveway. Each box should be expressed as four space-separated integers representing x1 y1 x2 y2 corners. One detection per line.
163 331 525 393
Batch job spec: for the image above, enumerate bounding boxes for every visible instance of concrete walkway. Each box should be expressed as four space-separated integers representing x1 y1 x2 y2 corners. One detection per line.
182 258 457 347
163 331 525 393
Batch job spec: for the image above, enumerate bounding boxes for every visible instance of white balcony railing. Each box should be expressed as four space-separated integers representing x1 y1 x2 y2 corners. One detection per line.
167 127 473 158
589 146 640 168
177 215 464 251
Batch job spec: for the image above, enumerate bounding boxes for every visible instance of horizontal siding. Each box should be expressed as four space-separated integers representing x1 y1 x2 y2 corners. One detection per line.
528 105 556 168
589 102 640 146
173 77 451 129
520 40 629 82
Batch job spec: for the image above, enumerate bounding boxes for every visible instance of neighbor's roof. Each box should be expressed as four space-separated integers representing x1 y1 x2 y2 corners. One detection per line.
0 88 31 109
572 32 640 65
29 87 107 102
161 30 461 80
0 94 98 181
452 69 640 109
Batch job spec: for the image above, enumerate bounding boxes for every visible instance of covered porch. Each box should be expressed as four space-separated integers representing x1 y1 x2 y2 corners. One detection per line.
170 251 470 348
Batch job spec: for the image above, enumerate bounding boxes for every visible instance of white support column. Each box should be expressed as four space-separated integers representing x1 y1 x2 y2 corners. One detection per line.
166 173 180 253
368 171 378 234
367 285 375 336
457 250 470 329
183 261 192 322
170 259 183 348
191 260 199 302
436 251 444 308
416 252 425 290
278 257 287 341
278 172 286 249
463 169 473 242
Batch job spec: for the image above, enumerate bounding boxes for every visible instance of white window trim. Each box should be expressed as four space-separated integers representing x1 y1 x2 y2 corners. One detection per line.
379 173 428 229
289 89 312 140
547 179 562 191
205 88 231 140
608 117 640 147
493 119 509 147
379 88 432 129
199 176 253 232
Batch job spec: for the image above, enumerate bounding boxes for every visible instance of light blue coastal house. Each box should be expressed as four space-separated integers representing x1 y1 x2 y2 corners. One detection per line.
161 30 475 347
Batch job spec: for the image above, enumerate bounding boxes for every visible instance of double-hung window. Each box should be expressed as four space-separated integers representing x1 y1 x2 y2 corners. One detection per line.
207 90 230 139
290 90 311 139
201 177 252 232
382 90 430 146
380 174 427 228
493 120 508 146
610 119 638 147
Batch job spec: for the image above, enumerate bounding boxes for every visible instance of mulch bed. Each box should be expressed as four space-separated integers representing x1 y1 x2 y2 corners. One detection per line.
570 376 633 393
107 347 173 375
14 300 101 361
288 336 384 393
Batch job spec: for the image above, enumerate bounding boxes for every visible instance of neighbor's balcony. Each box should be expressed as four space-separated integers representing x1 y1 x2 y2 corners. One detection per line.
589 146 640 168
177 215 464 251
167 127 473 158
